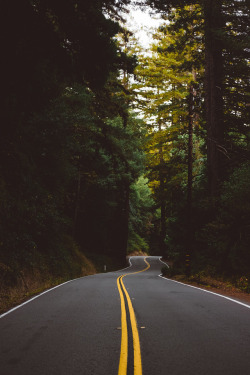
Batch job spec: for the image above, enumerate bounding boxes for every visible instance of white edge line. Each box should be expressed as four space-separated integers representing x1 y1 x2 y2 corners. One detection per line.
158 256 170 268
158 274 250 309
0 257 134 319
115 256 133 272
0 279 77 319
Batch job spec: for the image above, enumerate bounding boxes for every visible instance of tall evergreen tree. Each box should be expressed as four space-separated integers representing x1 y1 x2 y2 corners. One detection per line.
134 7 204 256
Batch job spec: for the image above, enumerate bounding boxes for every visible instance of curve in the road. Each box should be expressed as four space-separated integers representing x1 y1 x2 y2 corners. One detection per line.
117 257 150 375
1 256 250 375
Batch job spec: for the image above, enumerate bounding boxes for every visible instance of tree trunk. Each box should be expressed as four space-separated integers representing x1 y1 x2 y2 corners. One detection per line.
122 184 130 262
158 121 167 256
186 83 194 276
203 0 224 197
120 106 130 264
187 86 193 224
73 169 81 238
113 183 130 265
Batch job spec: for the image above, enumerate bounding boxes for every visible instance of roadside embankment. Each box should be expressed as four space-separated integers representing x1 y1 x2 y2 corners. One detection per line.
161 261 250 305
0 244 98 314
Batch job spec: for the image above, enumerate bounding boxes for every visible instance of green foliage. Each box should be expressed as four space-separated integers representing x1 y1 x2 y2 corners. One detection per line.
128 176 156 253
198 163 250 276
136 1 250 281
221 163 250 214
133 5 205 257
1 0 249 289
72 111 146 257
161 263 185 277
127 232 150 254
161 265 170 276
0 0 147 283
236 276 250 294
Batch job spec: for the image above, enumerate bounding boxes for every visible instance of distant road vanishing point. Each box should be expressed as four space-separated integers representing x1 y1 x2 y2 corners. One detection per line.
1 256 250 375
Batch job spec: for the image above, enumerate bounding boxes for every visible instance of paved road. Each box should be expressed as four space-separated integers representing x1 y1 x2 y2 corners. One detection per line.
1 256 250 375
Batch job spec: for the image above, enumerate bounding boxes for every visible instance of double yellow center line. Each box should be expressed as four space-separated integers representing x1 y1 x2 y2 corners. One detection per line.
117 257 150 375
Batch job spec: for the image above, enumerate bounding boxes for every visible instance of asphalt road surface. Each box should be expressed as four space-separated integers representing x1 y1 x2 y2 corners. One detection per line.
1 256 250 375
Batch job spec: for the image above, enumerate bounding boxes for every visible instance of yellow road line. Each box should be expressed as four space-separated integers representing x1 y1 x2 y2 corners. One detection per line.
117 257 150 375
120 277 142 375
117 276 128 375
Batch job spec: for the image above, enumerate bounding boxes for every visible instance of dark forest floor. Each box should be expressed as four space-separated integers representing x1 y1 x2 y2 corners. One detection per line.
163 272 250 305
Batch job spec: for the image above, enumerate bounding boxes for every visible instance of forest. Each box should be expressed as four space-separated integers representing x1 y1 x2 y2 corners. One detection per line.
0 0 249 309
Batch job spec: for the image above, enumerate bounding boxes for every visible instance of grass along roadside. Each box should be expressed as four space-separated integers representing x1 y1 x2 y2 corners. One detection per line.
161 263 250 305
0 248 141 315
0 247 136 316
0 249 97 315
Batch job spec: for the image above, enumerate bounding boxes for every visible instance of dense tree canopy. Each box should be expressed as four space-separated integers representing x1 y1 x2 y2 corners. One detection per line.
0 0 145 282
0 0 249 293
133 0 250 279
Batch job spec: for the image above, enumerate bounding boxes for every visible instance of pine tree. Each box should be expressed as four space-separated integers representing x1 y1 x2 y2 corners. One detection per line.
134 8 204 256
